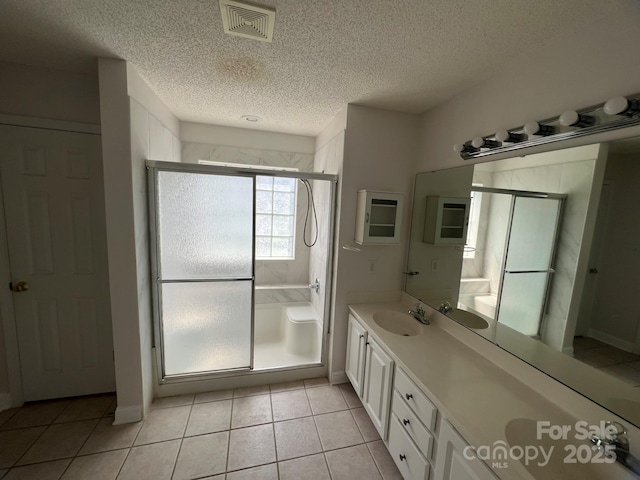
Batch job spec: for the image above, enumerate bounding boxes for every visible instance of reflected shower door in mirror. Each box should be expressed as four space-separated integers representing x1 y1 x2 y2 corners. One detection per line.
458 189 565 339
405 140 640 428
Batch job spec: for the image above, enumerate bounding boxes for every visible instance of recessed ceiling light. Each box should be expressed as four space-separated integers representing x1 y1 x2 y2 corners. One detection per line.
241 115 261 122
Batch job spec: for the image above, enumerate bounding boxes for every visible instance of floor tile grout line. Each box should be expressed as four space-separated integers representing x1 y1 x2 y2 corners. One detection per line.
365 440 386 479
9 418 101 470
224 393 236 473
9 418 52 469
322 450 334 480
168 438 184 480
168 400 194 479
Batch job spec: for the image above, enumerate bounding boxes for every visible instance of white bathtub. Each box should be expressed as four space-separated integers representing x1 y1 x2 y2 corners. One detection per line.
253 302 322 370
458 293 497 320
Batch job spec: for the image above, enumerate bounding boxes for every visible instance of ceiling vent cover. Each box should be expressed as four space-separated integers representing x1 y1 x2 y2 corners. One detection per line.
219 0 275 43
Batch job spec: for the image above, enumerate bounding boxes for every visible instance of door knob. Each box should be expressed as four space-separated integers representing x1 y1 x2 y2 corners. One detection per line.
9 281 29 293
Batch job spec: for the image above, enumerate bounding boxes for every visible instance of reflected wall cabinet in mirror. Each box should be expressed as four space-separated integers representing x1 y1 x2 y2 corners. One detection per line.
423 196 470 244
355 190 403 245
405 133 640 429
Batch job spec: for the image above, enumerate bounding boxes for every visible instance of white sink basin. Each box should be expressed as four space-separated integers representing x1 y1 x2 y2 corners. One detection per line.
448 309 489 329
373 310 422 336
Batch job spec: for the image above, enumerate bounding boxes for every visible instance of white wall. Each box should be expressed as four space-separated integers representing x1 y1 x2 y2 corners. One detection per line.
181 122 314 154
416 4 640 174
312 130 345 322
0 61 100 125
99 59 180 424
587 151 640 348
328 105 419 381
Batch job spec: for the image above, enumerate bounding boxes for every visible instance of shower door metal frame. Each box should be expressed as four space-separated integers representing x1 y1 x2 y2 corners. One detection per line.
147 160 338 384
472 187 566 338
147 161 257 382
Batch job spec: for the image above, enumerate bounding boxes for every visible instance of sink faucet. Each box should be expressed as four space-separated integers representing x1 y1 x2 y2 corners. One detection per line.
438 301 453 314
591 421 640 476
408 303 429 325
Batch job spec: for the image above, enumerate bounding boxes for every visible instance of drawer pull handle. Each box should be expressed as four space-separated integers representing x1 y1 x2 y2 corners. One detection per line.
405 393 413 400
366 342 370 345
399 454 406 462
359 334 364 339
402 418 410 426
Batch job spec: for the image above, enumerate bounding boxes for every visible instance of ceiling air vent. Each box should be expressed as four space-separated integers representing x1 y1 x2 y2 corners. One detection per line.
219 0 275 43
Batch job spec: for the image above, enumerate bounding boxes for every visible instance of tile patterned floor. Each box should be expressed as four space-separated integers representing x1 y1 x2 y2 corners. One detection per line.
0 379 402 479
573 336 640 387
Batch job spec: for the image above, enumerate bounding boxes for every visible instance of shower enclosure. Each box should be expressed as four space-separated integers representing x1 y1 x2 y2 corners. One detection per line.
146 161 337 382
459 187 565 337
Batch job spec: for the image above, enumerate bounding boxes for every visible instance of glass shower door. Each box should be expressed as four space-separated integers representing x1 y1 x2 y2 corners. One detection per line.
151 168 255 378
497 196 563 336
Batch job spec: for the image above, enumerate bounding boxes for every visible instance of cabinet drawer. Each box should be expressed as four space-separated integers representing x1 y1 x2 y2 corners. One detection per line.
395 368 437 431
392 390 434 460
388 415 430 480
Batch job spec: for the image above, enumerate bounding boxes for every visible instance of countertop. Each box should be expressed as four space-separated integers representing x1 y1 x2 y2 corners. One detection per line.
348 301 636 480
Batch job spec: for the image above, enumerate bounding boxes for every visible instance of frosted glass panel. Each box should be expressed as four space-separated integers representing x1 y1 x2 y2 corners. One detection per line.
505 197 561 272
497 272 548 336
162 281 252 375
157 172 253 279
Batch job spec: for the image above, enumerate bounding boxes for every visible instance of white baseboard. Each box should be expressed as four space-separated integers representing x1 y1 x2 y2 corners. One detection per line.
0 393 12 412
331 371 348 384
113 405 143 425
587 328 635 352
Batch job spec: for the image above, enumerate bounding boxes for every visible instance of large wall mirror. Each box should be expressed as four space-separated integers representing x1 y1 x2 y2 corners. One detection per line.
406 137 640 428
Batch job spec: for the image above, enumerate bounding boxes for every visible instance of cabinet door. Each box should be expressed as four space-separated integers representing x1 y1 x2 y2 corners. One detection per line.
355 191 403 245
345 315 367 396
424 196 470 245
434 420 498 480
362 336 394 439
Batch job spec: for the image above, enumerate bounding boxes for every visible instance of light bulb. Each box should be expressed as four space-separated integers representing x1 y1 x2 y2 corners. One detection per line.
559 111 594 128
471 137 500 149
524 121 555 136
454 143 478 155
471 137 484 148
603 96 640 117
495 130 526 143
603 97 629 116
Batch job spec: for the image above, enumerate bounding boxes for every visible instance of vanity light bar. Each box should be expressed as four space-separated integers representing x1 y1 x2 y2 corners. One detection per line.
456 93 640 160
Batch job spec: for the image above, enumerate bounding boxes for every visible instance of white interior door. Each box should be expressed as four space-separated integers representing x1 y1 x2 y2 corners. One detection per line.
0 125 115 401
575 182 612 337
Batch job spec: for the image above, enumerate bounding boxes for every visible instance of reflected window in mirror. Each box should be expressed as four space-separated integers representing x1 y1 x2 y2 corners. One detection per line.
462 188 482 260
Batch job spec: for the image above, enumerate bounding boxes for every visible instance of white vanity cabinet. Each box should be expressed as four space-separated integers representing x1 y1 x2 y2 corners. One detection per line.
345 314 394 439
434 419 498 480
345 314 368 395
355 190 403 245
388 367 438 480
361 335 394 437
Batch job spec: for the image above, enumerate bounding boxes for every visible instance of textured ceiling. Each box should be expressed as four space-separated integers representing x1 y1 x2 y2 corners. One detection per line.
0 1 634 135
